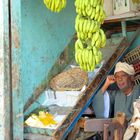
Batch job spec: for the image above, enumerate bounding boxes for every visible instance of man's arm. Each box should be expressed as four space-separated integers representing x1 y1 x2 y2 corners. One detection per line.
101 75 116 93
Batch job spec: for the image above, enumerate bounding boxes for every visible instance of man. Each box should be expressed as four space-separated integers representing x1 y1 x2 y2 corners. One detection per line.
92 61 140 121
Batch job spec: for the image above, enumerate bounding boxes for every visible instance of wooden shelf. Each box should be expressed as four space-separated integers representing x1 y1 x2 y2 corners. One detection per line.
104 11 140 23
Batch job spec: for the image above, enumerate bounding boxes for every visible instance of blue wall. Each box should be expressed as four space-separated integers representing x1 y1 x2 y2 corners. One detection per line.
21 0 76 106
112 31 140 50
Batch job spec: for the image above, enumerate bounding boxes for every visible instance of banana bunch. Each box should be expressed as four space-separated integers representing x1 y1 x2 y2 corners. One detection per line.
44 0 66 13
91 29 106 48
75 0 106 24
75 15 100 40
75 39 103 71
74 0 106 72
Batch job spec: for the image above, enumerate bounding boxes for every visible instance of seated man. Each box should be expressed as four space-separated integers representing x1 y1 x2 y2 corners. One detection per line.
92 61 140 122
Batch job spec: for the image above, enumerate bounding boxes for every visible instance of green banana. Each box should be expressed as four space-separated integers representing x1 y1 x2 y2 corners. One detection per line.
44 0 67 13
98 50 103 62
91 52 95 71
99 29 106 48
95 55 100 65
88 50 93 67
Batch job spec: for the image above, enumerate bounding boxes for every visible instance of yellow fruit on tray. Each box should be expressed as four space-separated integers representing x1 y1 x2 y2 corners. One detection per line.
38 111 57 126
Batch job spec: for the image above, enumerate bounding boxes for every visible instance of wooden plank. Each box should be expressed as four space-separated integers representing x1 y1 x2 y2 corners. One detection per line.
67 118 85 140
24 133 52 140
84 119 112 132
52 29 140 140
105 11 140 23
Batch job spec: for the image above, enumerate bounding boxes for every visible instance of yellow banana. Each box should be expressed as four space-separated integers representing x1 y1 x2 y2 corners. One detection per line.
87 64 91 72
85 49 89 64
85 0 89 6
91 52 96 71
91 35 96 46
90 8 96 19
88 50 93 68
88 32 92 39
95 36 101 48
82 9 86 16
94 12 100 21
89 21 94 33
95 54 100 65
87 45 93 50
101 0 104 5
93 0 98 7
87 6 93 17
92 46 98 55
98 50 103 62
55 0 60 11
94 31 100 42
75 51 79 63
90 0 94 6
83 19 87 33
100 29 106 48
81 49 86 64
75 0 78 7
77 39 84 49
95 22 100 32
78 50 83 65
86 20 91 33
96 5 100 13
97 0 101 5
79 18 83 32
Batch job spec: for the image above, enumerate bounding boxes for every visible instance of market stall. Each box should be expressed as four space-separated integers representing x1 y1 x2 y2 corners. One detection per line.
0 0 140 140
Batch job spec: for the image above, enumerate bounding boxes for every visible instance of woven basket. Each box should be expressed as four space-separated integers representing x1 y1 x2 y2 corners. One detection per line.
122 46 140 85
49 68 88 91
123 46 140 65
135 74 140 85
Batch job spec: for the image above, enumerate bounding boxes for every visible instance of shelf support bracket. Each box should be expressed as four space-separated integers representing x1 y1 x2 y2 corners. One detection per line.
121 21 127 37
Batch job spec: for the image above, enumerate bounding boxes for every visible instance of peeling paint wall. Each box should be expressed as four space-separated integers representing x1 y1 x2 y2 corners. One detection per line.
0 0 11 140
21 0 76 107
0 0 4 139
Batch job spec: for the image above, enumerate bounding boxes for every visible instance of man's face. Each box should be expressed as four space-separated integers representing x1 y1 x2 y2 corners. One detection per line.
114 71 133 91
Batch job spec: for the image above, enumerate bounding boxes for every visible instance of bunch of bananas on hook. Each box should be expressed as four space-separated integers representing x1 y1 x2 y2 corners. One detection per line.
44 0 66 13
74 0 107 72
75 39 103 71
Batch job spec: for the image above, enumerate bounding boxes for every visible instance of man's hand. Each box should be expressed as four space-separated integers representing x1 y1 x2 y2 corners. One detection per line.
106 75 116 85
101 75 116 93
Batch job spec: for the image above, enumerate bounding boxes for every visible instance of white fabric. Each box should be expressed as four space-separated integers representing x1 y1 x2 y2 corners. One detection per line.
114 62 135 75
103 91 110 118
